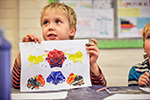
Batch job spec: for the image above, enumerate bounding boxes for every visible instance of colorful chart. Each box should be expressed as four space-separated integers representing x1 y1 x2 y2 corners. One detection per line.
120 18 136 32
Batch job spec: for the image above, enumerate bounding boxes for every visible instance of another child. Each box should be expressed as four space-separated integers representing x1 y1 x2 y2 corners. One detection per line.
11 2 107 89
128 22 150 87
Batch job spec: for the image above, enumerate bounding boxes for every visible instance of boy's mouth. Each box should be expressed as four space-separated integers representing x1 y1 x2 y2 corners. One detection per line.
47 34 57 40
48 34 57 36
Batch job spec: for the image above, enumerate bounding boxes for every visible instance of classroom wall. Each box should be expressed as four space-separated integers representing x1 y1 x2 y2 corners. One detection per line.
0 0 48 67
0 0 17 67
0 0 144 86
98 48 144 86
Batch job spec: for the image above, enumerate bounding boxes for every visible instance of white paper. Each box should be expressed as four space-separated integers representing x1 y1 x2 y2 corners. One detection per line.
11 91 68 100
60 0 114 38
117 0 150 38
60 0 112 9
139 87 150 92
104 94 150 100
75 8 114 38
20 40 91 92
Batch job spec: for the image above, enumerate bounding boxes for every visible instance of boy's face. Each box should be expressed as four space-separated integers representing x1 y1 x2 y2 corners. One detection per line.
143 27 150 57
41 8 76 41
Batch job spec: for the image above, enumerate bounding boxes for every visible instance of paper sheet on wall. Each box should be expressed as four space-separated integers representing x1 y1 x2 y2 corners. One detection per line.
117 0 150 38
75 8 114 38
60 0 114 38
60 0 112 9
20 39 91 92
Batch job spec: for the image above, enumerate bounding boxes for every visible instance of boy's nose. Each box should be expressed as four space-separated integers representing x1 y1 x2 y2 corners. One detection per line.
48 23 54 31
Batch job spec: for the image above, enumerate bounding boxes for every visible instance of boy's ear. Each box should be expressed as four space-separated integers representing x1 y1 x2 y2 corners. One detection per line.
69 26 76 37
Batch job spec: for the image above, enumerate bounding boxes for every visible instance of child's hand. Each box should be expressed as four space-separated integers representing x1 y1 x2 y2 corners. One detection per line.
86 39 99 66
22 34 41 43
138 72 150 87
16 34 41 68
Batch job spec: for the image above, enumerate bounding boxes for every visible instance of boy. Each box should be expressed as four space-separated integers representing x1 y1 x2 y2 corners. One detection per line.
11 2 107 89
128 22 150 87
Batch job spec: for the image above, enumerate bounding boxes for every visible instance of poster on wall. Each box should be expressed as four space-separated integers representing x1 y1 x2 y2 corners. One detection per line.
20 40 91 92
60 0 114 38
118 0 150 38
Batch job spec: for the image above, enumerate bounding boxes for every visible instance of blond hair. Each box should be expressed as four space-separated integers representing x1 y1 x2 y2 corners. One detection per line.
142 22 150 59
40 2 77 39
142 22 150 42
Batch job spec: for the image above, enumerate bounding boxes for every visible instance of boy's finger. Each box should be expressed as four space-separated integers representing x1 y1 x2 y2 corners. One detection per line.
37 38 41 43
144 72 149 77
86 43 95 47
22 37 29 42
142 75 149 83
85 43 91 47
32 34 41 43
140 78 148 86
91 39 98 46
26 34 34 40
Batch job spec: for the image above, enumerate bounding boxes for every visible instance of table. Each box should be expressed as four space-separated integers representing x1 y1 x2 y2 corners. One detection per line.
65 86 149 100
11 85 150 100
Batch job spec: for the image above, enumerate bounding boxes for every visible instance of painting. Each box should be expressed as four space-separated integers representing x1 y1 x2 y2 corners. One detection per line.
20 39 92 92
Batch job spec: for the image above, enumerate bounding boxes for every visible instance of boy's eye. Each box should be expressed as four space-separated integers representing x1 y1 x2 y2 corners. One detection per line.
146 36 150 39
43 21 49 25
56 20 61 24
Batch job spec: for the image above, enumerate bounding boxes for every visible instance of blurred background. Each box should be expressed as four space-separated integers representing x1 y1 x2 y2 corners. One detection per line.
0 0 149 86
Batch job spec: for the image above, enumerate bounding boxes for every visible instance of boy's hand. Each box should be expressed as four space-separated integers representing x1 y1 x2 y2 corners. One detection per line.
22 34 41 43
17 34 41 68
138 72 150 87
86 39 99 66
86 39 100 76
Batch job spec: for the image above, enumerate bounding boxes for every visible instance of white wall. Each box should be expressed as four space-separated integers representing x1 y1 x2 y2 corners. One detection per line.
97 48 144 86
18 0 47 42
0 0 145 86
0 0 17 67
0 0 48 67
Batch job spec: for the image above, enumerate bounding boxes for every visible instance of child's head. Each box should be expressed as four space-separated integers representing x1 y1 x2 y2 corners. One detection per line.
142 22 150 58
142 22 150 42
40 2 77 40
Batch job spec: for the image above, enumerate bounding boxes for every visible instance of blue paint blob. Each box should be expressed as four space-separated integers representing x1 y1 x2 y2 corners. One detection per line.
46 71 66 85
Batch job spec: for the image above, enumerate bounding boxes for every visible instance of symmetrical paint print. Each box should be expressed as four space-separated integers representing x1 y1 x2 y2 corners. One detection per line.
67 73 85 86
27 74 45 90
46 71 66 85
20 40 91 92
46 49 66 68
